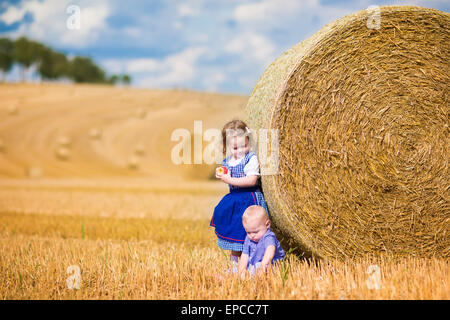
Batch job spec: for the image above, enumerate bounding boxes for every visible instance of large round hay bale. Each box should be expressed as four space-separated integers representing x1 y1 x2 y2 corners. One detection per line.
245 6 449 259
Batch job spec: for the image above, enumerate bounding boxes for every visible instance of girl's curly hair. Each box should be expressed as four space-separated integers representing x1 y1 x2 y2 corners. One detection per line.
221 119 250 156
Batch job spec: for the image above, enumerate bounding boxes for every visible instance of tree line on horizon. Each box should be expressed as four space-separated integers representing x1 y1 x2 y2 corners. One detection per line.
0 36 131 85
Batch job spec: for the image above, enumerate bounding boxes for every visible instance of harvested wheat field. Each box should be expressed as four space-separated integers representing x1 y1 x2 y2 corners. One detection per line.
0 83 448 300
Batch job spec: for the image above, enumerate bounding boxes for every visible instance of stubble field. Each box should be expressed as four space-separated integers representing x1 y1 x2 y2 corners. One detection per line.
0 84 448 299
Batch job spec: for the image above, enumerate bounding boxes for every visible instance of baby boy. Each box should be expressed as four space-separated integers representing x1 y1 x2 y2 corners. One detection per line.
238 205 285 276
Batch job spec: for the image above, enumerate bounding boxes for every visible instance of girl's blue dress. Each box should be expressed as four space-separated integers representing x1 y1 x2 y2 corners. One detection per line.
210 151 269 251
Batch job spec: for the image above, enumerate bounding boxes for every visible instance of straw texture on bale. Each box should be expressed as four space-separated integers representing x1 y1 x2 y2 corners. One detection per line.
245 6 449 259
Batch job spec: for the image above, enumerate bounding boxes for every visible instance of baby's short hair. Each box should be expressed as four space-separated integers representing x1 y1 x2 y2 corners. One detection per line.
242 205 269 223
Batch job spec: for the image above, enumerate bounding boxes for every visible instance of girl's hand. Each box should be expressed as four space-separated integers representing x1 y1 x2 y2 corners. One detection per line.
215 167 231 183
215 167 223 179
219 171 232 184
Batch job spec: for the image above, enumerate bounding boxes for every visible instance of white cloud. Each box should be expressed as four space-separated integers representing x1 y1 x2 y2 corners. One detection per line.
0 3 28 25
177 4 198 17
127 58 159 73
190 33 209 44
233 0 314 22
225 32 276 64
0 0 111 48
237 74 257 89
141 46 210 87
102 46 211 88
202 71 226 92
61 2 110 46
392 0 450 6
173 21 183 30
102 57 159 74
122 26 142 38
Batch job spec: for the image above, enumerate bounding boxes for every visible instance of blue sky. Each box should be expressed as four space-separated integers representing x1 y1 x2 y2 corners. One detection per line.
0 0 448 94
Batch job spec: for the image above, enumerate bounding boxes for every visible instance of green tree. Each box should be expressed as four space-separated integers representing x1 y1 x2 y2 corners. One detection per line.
121 74 131 85
108 74 119 85
3 36 115 85
13 36 45 81
68 56 107 83
0 38 14 81
38 48 69 80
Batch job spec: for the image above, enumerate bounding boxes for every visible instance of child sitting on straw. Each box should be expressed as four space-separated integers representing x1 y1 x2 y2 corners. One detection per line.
238 205 285 277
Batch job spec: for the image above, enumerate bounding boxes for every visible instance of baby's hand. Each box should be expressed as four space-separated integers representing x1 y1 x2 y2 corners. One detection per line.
239 270 248 280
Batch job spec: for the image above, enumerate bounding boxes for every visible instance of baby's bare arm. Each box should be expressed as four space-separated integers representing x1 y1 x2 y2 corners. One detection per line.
260 245 276 272
238 253 249 278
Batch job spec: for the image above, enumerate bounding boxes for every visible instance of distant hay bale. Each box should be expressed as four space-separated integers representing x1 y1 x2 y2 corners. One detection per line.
136 108 148 119
55 147 70 161
127 155 139 170
0 139 4 153
58 135 71 147
89 128 102 140
245 6 449 259
26 166 43 178
134 143 146 156
7 104 18 115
